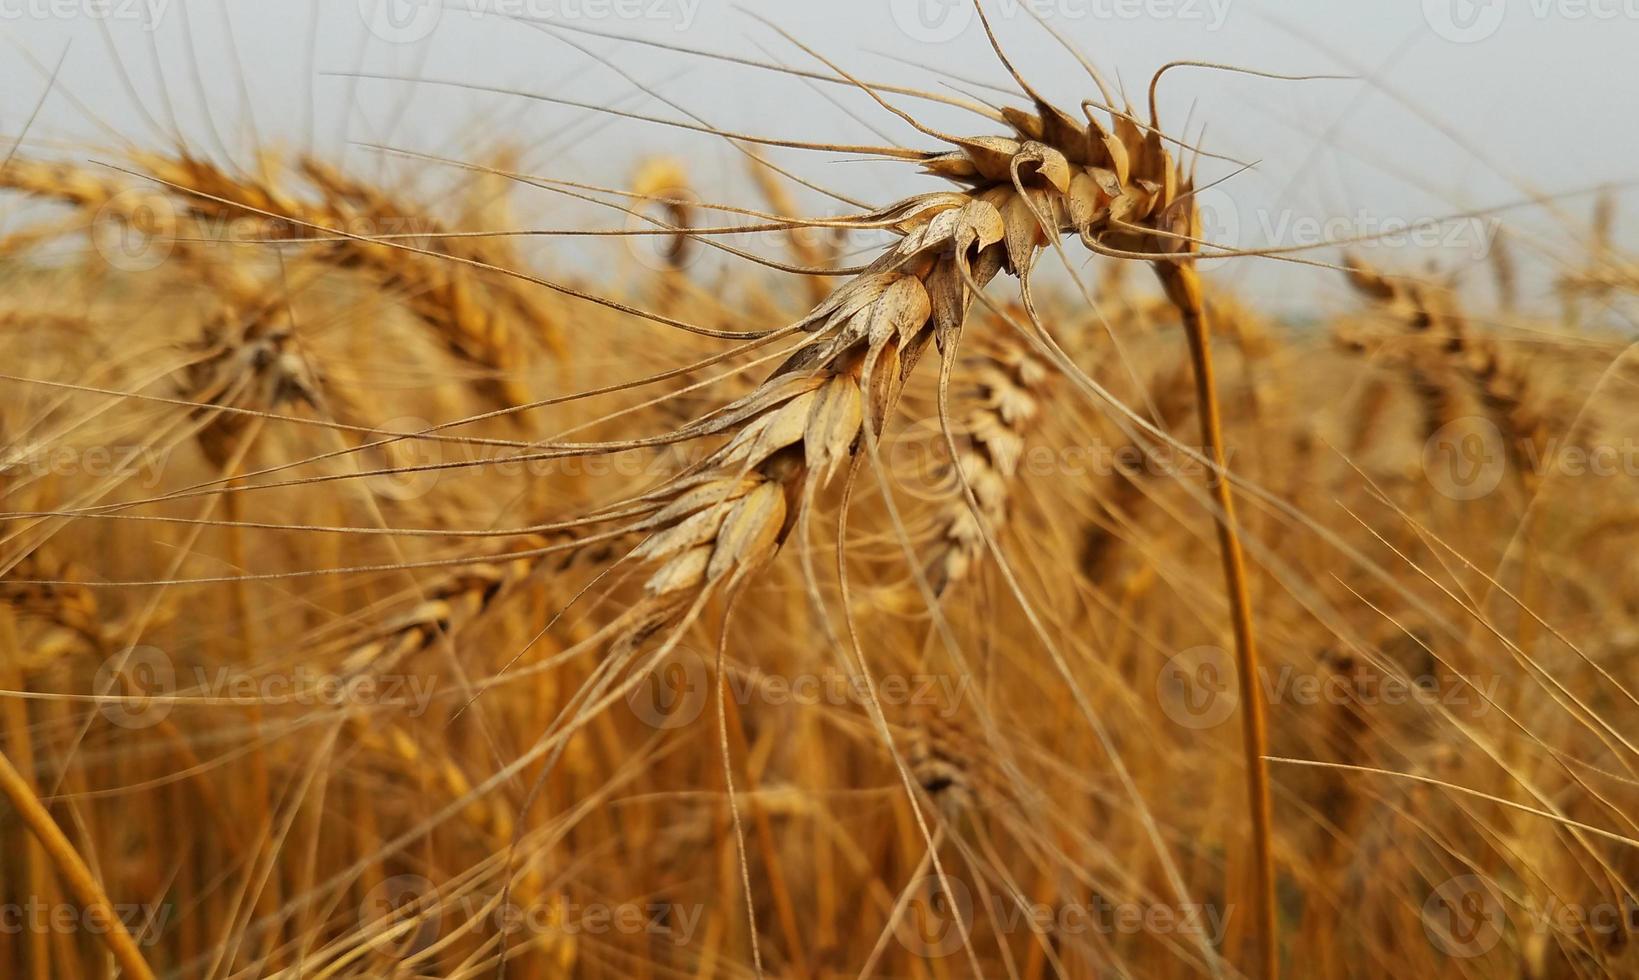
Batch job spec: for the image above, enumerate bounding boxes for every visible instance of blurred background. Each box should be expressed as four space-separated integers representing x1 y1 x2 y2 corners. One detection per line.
4 0 1637 316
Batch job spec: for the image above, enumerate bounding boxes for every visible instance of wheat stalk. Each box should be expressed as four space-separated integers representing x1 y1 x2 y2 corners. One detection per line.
1155 254 1279 980
0 744 157 980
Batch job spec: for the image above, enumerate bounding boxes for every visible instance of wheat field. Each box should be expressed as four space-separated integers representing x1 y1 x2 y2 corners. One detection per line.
2 4 1638 978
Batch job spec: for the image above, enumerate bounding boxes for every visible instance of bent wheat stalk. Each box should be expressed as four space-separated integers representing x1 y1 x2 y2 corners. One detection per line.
0 746 157 980
1156 256 1278 980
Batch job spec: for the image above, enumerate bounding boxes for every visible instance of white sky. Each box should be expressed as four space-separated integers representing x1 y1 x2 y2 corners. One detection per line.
3 0 1636 315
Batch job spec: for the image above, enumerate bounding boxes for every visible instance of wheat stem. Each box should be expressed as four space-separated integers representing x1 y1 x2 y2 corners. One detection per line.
0 746 157 980
1157 259 1277 980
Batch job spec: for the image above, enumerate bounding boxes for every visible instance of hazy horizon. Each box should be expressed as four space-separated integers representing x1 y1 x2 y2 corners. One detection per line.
4 0 1635 317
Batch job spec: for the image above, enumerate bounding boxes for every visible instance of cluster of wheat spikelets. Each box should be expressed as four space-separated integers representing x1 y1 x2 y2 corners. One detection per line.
3 14 1639 980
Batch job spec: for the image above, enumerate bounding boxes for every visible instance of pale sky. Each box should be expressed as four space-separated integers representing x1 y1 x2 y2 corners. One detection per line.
3 0 1635 314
